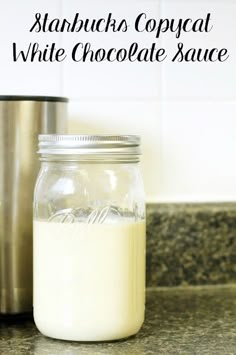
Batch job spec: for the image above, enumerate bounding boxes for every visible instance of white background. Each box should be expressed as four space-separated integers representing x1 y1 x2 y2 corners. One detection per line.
0 0 235 203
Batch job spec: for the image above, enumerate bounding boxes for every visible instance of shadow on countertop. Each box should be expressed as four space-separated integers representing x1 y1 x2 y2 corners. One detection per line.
1 285 236 355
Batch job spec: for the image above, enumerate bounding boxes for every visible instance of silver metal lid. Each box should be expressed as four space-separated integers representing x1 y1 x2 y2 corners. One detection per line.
38 135 141 156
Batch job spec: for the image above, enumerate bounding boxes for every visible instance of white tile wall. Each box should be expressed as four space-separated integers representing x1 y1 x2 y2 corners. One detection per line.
61 0 160 100
0 0 236 202
68 100 162 202
0 0 62 96
160 101 236 202
161 0 236 100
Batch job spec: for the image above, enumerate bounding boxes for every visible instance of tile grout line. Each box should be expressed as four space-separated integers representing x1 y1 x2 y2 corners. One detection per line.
58 0 64 97
159 0 164 201
67 97 236 103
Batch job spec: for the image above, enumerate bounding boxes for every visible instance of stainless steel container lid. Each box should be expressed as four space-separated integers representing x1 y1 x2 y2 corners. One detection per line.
38 135 141 155
0 95 68 102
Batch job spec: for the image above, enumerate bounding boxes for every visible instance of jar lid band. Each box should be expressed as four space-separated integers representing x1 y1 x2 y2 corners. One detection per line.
38 134 141 156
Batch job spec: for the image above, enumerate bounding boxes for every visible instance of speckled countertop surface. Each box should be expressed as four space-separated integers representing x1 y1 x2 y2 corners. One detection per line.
146 203 236 286
1 285 236 355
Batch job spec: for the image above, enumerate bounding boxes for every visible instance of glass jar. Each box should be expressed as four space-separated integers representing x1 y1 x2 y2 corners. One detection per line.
33 135 146 342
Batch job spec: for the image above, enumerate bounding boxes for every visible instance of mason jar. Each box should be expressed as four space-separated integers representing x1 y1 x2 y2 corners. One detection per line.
33 135 146 342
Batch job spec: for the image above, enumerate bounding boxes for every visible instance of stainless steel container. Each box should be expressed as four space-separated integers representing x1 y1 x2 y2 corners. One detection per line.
0 95 68 314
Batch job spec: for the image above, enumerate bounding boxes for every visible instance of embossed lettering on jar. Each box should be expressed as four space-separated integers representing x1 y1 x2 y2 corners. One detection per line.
33 135 146 342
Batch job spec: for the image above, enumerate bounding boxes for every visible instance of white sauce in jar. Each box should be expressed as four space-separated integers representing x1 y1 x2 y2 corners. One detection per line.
33 220 146 341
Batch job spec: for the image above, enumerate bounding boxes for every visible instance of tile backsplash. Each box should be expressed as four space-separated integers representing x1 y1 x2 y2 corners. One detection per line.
161 0 236 100
0 0 235 202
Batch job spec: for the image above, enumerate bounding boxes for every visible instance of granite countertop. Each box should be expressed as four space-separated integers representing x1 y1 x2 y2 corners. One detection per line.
1 285 236 355
146 203 236 287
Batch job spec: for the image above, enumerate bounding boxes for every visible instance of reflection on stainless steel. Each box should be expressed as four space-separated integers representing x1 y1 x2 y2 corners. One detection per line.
0 96 67 314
